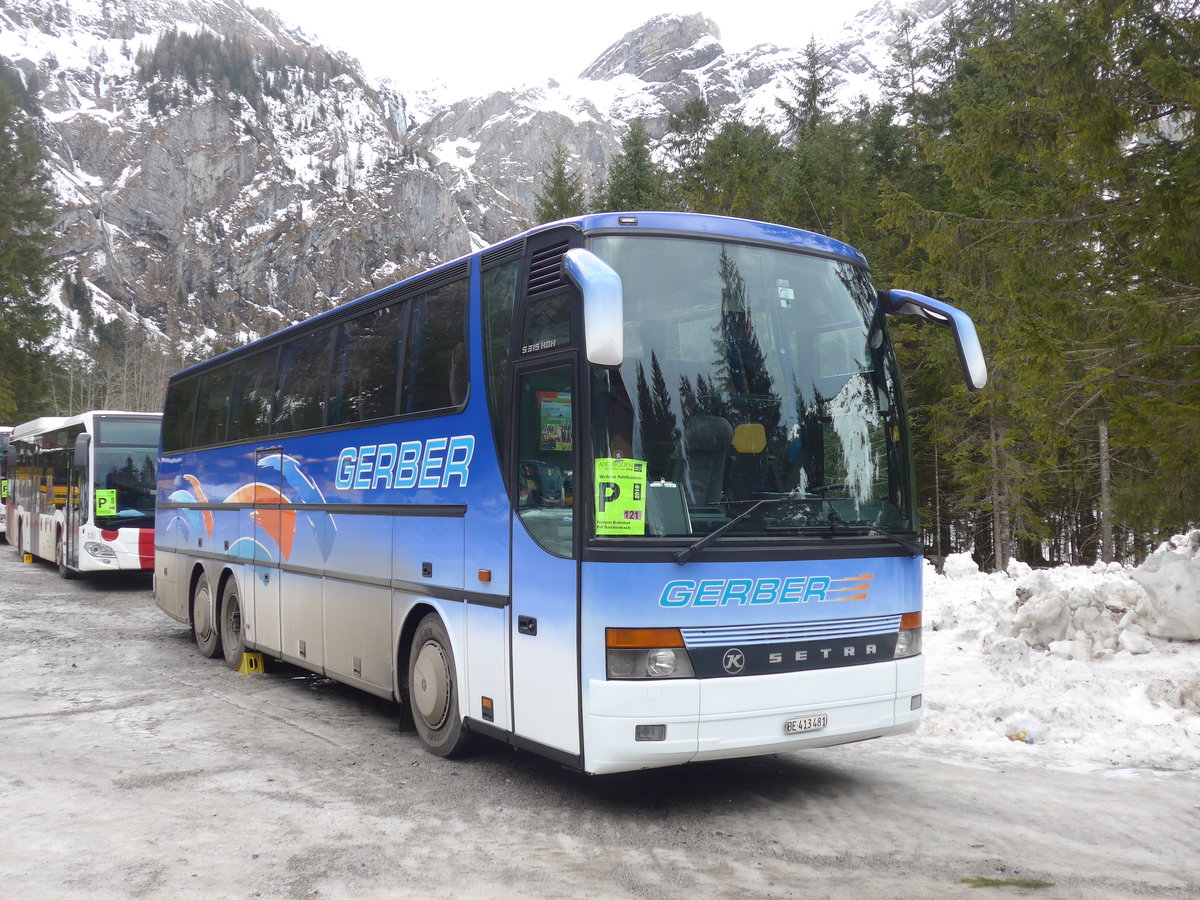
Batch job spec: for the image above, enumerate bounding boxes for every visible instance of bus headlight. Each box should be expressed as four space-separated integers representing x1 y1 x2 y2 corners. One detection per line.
894 611 922 658
607 650 638 678
645 648 680 677
606 628 696 680
84 541 117 559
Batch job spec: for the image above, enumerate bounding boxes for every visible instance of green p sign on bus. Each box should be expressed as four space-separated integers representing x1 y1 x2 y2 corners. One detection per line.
95 489 117 517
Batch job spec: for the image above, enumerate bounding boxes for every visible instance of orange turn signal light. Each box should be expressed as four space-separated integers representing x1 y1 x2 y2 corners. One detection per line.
900 611 922 631
606 627 685 649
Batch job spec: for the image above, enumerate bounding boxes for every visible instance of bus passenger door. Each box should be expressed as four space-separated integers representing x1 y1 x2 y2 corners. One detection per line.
510 364 581 760
64 442 85 571
250 448 283 656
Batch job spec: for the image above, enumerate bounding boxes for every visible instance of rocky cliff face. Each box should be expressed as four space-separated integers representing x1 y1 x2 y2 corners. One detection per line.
581 13 725 82
2 0 470 352
0 0 938 356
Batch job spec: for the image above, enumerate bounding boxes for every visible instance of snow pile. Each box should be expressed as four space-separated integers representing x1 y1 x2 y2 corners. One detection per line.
912 530 1200 773
1131 530 1200 640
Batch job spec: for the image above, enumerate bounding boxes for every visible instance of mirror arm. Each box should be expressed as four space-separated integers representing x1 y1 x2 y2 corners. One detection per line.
879 289 988 392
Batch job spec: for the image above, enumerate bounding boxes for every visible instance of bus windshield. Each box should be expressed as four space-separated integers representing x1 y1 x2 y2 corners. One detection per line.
94 418 159 527
588 234 914 540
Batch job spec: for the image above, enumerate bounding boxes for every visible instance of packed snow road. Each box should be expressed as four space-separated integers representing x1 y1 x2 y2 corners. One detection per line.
0 550 1196 898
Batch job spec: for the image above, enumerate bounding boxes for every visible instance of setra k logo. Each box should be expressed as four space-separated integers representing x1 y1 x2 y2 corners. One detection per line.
722 648 746 674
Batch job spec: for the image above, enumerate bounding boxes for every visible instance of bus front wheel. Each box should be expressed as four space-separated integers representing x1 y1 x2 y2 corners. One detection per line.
192 572 222 659
220 580 246 670
407 613 472 758
56 535 77 580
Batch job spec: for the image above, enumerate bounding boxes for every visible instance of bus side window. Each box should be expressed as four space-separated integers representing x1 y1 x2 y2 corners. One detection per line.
402 278 468 414
194 365 235 446
329 304 402 425
229 348 278 443
522 294 571 352
51 446 69 510
482 260 519 458
273 329 332 435
162 377 200 451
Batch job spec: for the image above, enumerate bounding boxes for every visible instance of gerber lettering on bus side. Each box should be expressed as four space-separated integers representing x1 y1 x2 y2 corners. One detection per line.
659 576 832 608
335 435 475 491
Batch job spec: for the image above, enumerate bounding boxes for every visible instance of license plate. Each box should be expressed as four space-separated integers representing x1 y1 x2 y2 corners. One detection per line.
784 714 828 735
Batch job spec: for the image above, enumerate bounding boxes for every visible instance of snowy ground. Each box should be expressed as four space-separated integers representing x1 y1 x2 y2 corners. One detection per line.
1 535 1197 896
904 530 1200 776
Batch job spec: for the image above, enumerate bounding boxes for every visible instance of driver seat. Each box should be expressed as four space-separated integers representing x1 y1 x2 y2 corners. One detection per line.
683 415 733 507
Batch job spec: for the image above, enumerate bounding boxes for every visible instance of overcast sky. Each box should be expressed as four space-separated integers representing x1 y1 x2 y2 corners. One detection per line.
252 1 873 96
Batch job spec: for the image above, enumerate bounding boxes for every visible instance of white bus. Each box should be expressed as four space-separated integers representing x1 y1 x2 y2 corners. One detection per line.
0 425 12 542
7 410 161 577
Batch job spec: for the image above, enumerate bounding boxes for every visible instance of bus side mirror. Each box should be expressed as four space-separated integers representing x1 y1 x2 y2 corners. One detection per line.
563 248 623 367
880 289 988 392
74 432 91 469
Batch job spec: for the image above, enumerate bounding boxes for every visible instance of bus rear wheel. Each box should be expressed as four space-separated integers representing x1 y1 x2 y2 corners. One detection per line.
407 613 472 758
220 580 246 670
192 571 222 659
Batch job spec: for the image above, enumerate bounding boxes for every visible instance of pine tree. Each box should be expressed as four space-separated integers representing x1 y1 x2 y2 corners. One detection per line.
776 38 842 141
601 120 667 211
0 62 56 421
662 97 715 208
533 145 586 223
691 120 783 221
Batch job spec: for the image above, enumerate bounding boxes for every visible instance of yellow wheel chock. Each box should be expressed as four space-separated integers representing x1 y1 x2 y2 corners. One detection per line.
236 652 265 676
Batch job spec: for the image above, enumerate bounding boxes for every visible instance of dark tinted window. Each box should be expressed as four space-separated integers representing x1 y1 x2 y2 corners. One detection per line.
194 366 235 446
97 417 160 447
273 330 332 434
482 261 518 451
402 279 468 413
330 304 403 425
162 378 199 451
522 293 571 354
229 348 278 442
50 444 70 504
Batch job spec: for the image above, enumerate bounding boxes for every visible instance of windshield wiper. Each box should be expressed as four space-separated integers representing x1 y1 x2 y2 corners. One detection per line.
674 496 811 565
673 497 923 564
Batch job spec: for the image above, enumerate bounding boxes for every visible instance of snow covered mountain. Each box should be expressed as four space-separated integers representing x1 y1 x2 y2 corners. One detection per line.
418 4 951 239
0 0 943 354
1 0 468 350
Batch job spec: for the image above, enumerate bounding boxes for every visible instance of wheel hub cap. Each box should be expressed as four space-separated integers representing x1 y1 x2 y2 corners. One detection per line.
412 640 450 728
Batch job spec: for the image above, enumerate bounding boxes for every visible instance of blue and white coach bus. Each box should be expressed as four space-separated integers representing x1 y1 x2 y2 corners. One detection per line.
154 212 985 774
